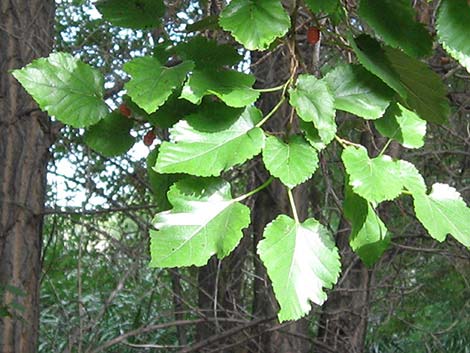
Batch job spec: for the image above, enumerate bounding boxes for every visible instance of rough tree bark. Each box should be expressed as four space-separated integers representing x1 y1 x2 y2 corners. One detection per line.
0 1 55 352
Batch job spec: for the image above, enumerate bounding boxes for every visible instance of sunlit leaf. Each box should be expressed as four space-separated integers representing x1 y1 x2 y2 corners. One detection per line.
219 0 290 50
150 178 250 267
124 57 194 114
342 146 402 203
375 102 426 148
12 52 108 128
289 75 336 144
262 135 319 188
413 183 470 247
155 105 265 176
258 215 341 321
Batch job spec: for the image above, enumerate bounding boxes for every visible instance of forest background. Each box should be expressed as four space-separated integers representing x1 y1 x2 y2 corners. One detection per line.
0 0 469 353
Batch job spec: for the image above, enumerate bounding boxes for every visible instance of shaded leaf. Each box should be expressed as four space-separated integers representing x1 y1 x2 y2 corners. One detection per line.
324 64 393 120
358 0 432 57
96 0 165 29
351 35 450 124
305 0 340 13
83 111 134 157
175 36 242 69
344 185 390 266
437 0 470 73
147 148 181 211
299 121 326 151
181 69 259 107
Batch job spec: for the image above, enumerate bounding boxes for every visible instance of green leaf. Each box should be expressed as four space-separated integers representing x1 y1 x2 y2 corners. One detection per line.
397 160 426 195
147 148 181 211
123 93 197 129
155 105 265 176
12 52 108 128
289 75 336 144
175 36 242 69
441 43 470 73
186 15 221 33
181 69 260 107
299 121 326 151
124 57 194 114
324 64 393 120
219 0 290 51
257 215 341 322
305 0 340 13
351 35 450 124
262 135 319 188
342 146 402 203
83 111 134 157
344 185 390 266
437 0 470 73
375 102 427 148
149 178 250 267
358 0 432 57
95 0 165 29
413 183 470 247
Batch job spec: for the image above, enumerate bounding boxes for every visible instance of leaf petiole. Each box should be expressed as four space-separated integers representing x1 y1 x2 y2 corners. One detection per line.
287 188 299 224
256 96 286 128
255 83 288 93
234 176 274 202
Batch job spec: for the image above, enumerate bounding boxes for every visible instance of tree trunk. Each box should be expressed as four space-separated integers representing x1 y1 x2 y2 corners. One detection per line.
249 41 311 353
314 220 372 353
0 1 55 352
